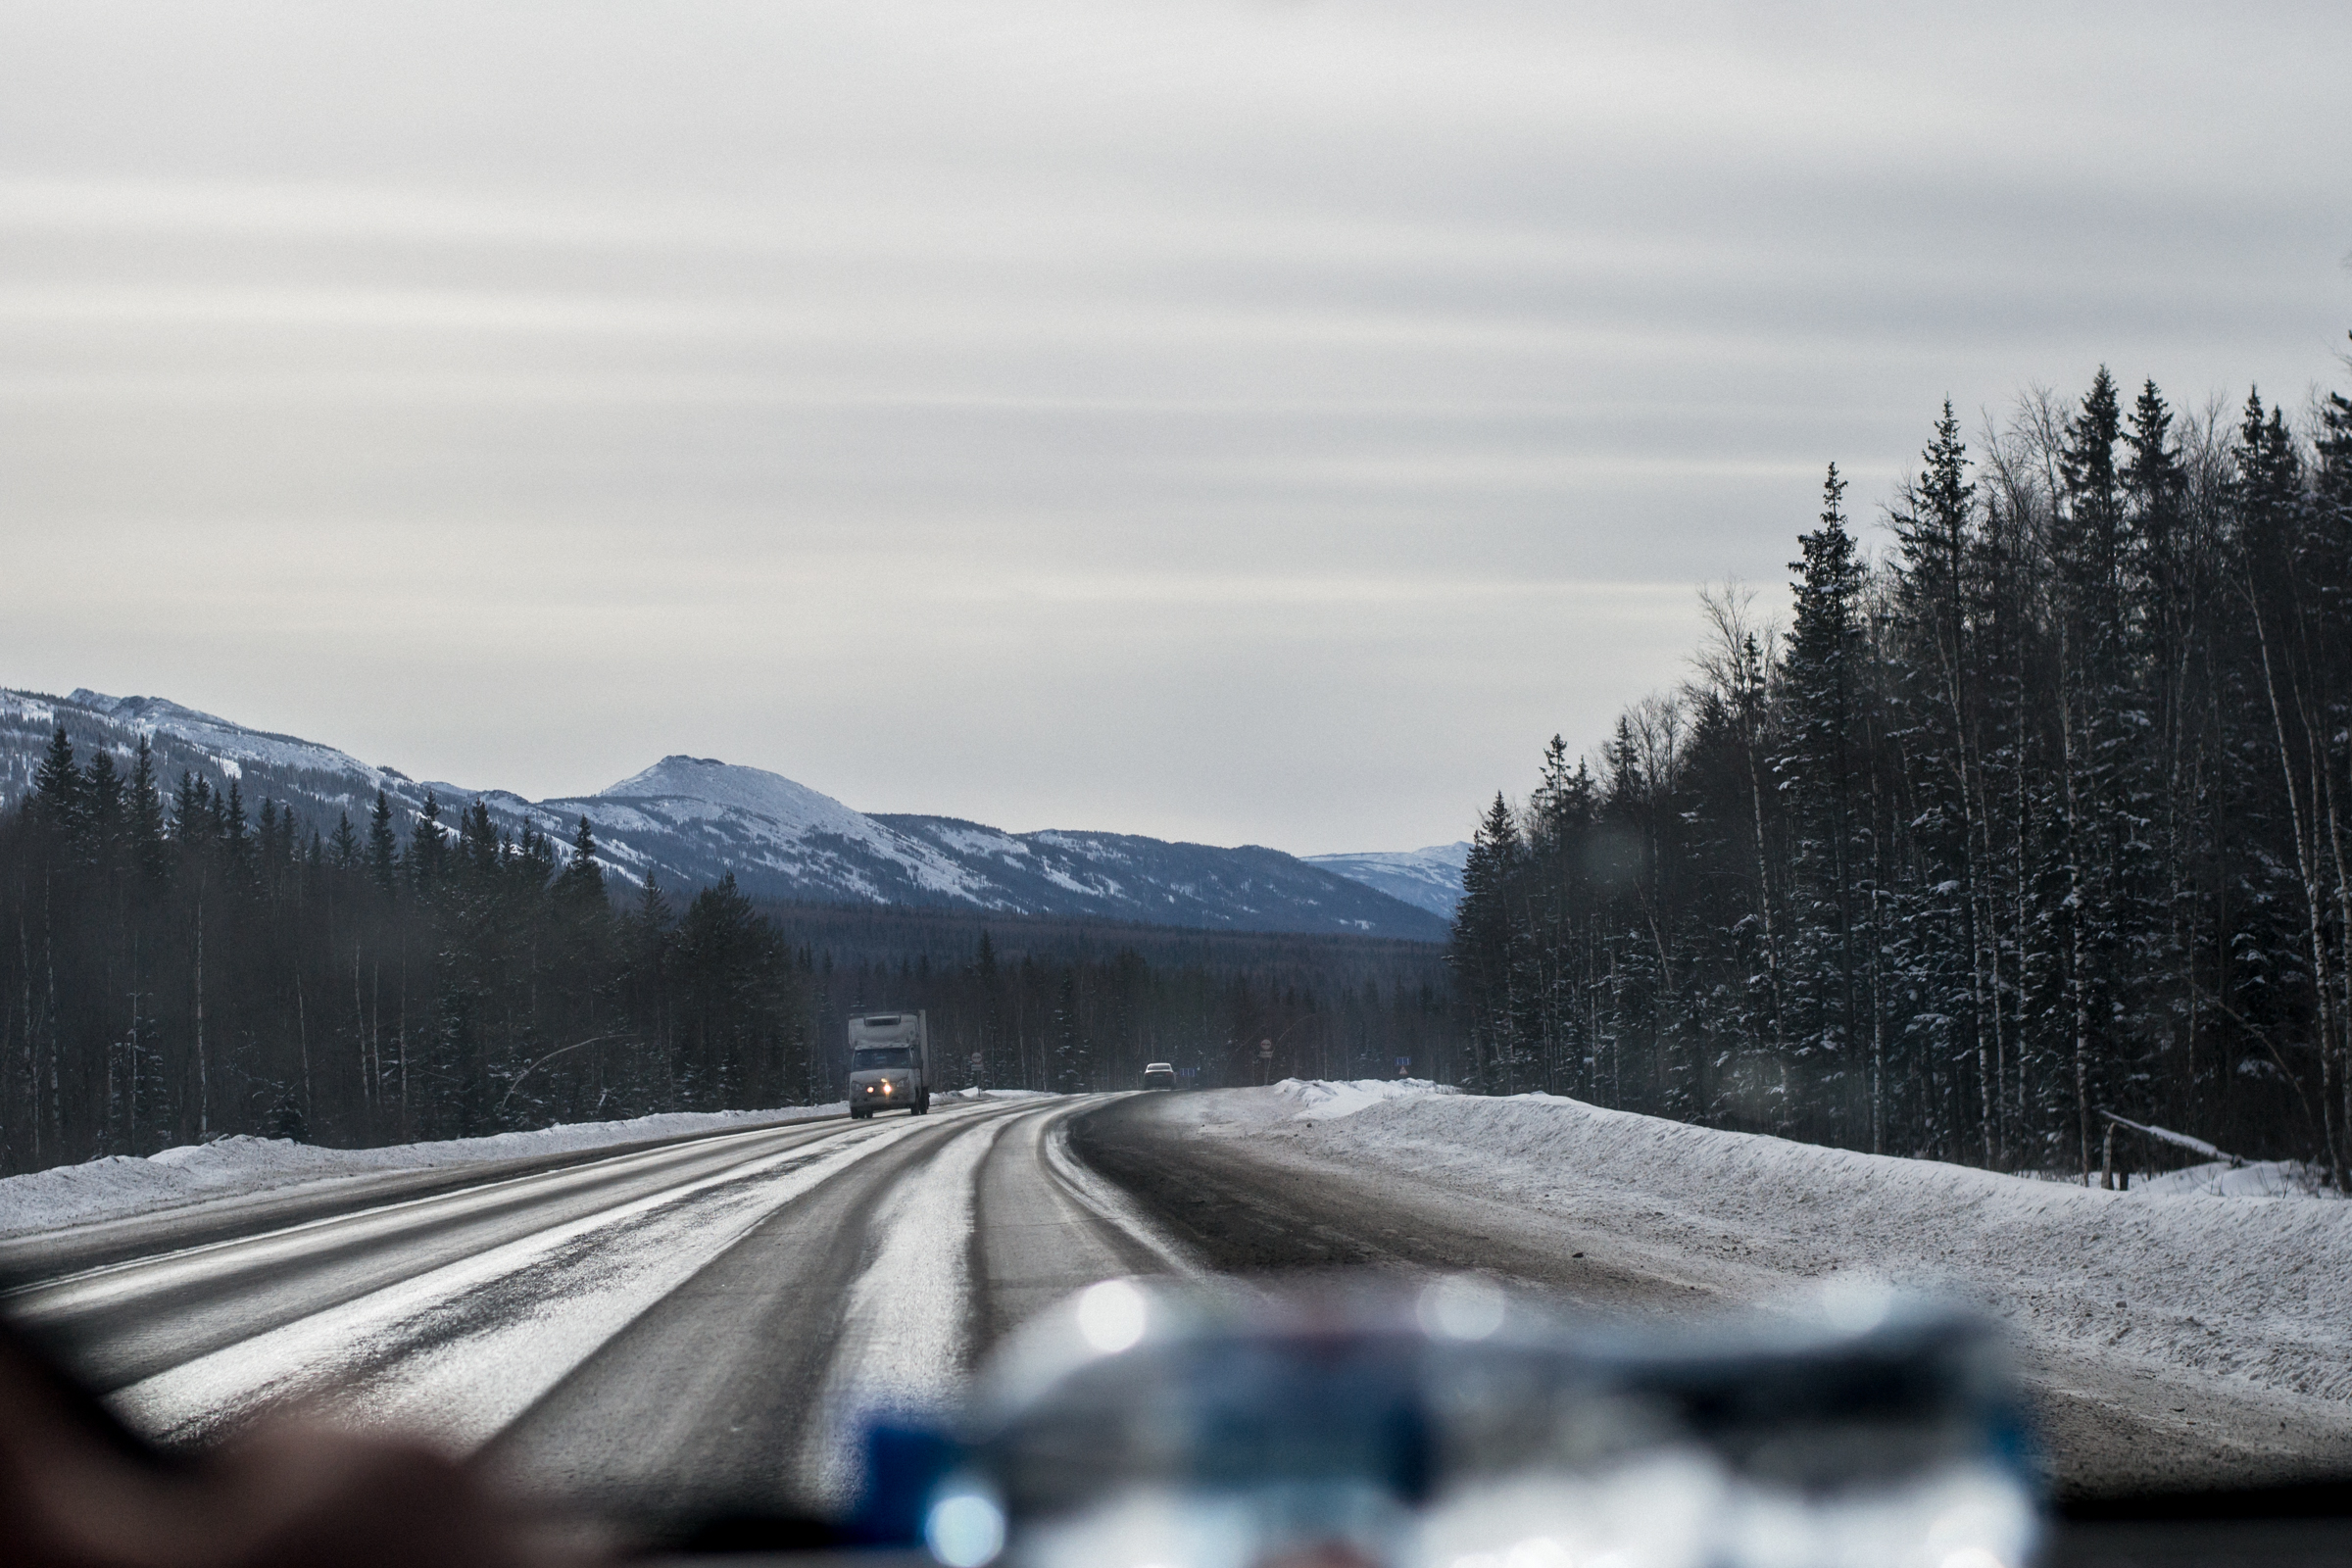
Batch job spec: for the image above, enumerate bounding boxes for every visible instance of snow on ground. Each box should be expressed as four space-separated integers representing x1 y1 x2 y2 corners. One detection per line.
0 1104 848 1240
1274 1076 1459 1121
2080 1159 2332 1200
797 1117 997 1507
111 1111 946 1452
1237 1083 2352 1411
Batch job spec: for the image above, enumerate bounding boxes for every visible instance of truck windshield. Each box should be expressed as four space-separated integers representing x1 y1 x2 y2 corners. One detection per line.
853 1047 913 1070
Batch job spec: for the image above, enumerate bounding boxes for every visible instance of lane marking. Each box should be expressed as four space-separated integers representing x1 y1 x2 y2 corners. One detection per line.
790 1098 1200 1506
60 1093 1174 1508
8 1112 881 1309
1039 1102 1201 1278
24 1120 905 1397
796 1111 1013 1509
108 1112 963 1449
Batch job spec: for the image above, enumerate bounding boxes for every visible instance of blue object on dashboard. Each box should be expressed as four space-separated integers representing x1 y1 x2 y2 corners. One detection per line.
846 1421 966 1545
908 1275 2045 1568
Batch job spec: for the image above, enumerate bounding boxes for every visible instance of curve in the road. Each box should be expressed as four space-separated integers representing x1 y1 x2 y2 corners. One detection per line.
4 1094 1189 1526
486 1091 1194 1519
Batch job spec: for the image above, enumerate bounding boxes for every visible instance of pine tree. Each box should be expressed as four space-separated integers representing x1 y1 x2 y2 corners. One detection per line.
257 798 280 877
635 871 672 935
2317 350 2352 527
172 770 207 842
673 874 771 1107
2121 379 2202 1126
1889 405 1996 1161
2234 388 2345 1183
1778 463 1871 1141
127 738 169 883
220 779 250 870
367 790 399 893
1451 792 1528 1093
31 726 81 837
329 812 362 871
557 815 607 907
83 751 124 864
408 790 447 890
459 800 499 875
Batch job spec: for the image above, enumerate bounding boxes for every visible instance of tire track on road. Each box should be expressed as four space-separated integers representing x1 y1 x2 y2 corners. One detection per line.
9 1112 885 1389
5 1094 1200 1530
107 1111 949 1448
487 1096 1194 1523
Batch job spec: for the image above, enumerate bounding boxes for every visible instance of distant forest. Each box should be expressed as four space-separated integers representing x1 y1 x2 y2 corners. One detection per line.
0 746 1452 1175
768 902 1455 1095
1451 357 2352 1186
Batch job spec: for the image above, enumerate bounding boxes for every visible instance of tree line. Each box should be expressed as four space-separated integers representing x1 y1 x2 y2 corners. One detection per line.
0 734 1458 1174
807 928 1456 1096
1451 349 2352 1186
0 732 814 1173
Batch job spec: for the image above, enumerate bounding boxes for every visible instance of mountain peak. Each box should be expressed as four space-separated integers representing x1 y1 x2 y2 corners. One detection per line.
1300 842 1470 920
68 689 237 731
2 688 1448 940
592 755 874 842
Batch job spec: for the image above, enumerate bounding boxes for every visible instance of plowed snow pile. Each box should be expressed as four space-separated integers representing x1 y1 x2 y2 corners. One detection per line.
1255 1081 2352 1408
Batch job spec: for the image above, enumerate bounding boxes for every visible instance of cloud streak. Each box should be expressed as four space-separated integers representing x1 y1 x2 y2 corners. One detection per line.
2 1 2348 854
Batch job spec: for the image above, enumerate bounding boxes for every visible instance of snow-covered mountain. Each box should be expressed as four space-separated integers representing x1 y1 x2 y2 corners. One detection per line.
0 688 1447 941
1303 842 1470 920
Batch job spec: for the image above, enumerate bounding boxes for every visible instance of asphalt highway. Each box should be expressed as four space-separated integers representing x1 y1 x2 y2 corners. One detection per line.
2 1095 1185 1527
9 1084 2352 1543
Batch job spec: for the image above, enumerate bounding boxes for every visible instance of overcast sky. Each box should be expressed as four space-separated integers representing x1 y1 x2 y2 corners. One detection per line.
3 2 2348 856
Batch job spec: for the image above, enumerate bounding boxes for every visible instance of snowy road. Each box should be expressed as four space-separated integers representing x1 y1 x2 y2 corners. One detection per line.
4 1095 1185 1523
14 1081 2351 1532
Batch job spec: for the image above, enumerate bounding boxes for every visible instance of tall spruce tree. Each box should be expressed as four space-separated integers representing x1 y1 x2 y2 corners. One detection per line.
366 790 399 893
1778 464 1871 1142
558 815 607 906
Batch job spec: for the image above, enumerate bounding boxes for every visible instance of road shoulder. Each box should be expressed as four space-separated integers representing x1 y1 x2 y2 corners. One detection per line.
1069 1088 2352 1496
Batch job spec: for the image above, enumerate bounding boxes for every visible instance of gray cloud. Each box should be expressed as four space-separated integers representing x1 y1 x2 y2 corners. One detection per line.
3 1 2348 853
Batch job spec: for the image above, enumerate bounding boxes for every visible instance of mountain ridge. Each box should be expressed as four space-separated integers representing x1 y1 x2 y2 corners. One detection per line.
1302 843 1470 920
0 689 1448 941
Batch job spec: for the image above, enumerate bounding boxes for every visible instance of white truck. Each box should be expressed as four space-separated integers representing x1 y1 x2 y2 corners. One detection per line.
847 1010 932 1118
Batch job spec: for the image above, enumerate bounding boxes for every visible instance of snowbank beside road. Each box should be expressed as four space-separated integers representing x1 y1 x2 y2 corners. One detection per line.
1230 1084 2352 1410
2109 1158 2332 1200
0 1103 848 1240
1274 1077 1458 1121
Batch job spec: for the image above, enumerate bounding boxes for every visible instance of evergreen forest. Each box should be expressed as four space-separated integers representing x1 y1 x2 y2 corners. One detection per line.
0 745 1451 1176
1450 358 2352 1187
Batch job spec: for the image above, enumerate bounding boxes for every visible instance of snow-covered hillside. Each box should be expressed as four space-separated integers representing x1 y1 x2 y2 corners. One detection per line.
0 689 1446 940
1305 842 1470 919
